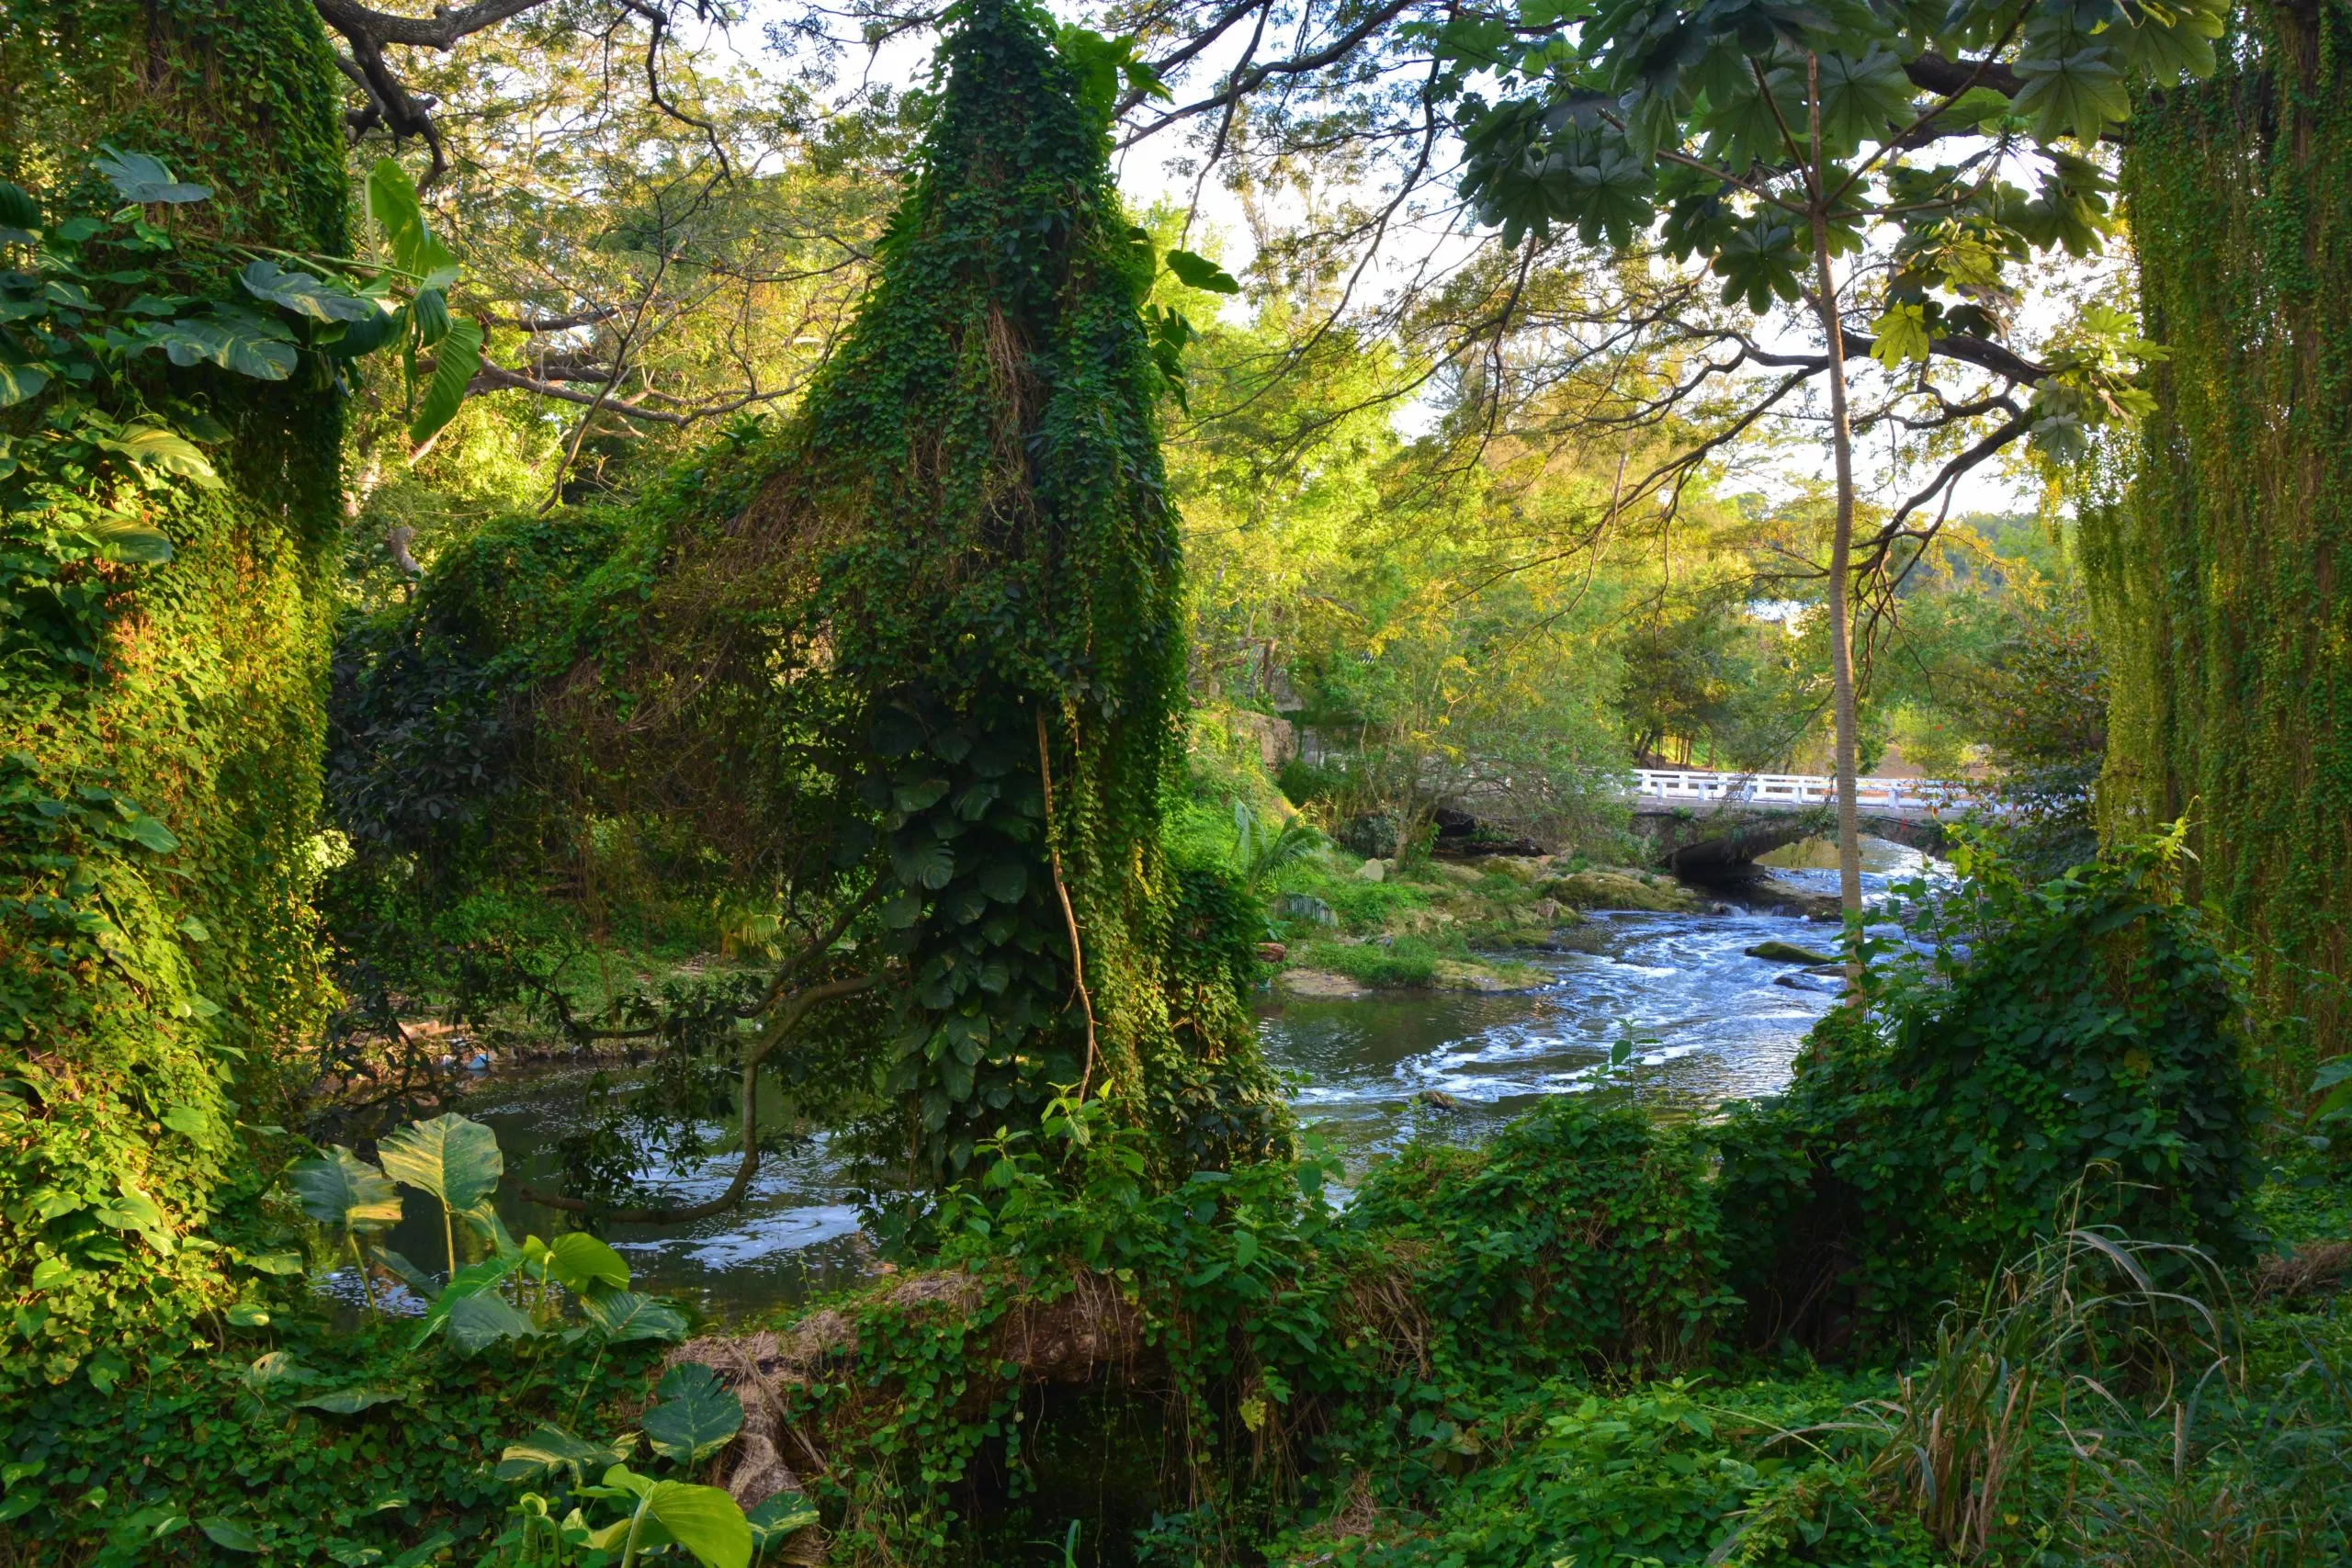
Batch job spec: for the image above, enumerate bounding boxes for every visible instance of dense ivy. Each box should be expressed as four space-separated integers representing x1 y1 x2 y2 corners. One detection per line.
2085 0 2352 1089
1716 832 2262 1351
0 0 354 1390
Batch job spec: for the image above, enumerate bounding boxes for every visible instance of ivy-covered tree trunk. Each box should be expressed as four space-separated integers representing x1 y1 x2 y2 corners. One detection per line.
2087 0 2352 1086
0 0 348 1385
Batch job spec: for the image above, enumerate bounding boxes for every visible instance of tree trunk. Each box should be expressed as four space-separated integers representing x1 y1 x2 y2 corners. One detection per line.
1806 56 1867 983
2088 0 2352 1087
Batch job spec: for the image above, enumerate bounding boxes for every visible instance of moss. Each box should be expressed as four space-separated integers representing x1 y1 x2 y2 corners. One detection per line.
0 0 347 1385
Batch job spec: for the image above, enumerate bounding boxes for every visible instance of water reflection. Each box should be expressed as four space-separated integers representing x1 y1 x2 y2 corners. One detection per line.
330 836 1939 1319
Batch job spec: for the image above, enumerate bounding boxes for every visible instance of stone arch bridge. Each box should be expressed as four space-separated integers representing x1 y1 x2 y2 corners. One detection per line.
1621 770 1978 871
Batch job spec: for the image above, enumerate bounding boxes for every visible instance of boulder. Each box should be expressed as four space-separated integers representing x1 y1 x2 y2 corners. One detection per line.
1746 940 1837 964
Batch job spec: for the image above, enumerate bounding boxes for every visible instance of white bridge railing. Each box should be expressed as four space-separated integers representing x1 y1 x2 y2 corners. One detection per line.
1628 769 1980 812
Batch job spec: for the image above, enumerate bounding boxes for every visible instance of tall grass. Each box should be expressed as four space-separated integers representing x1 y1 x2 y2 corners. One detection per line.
1857 1215 2351 1565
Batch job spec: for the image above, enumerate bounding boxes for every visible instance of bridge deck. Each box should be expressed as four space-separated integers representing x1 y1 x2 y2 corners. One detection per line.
1627 769 1978 813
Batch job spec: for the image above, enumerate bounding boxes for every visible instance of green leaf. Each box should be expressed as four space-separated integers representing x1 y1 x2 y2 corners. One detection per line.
96 147 210 204
746 1495 820 1551
1932 85 2017 132
77 515 175 565
162 1104 212 1144
978 859 1028 904
1870 302 1932 367
378 1112 503 1213
297 1385 403 1415
2013 46 2131 143
288 1146 404 1235
548 1232 630 1294
0 363 47 408
581 1288 689 1344
639 1481 752 1568
1814 46 1913 158
408 316 480 447
198 1518 263 1553
410 288 452 347
496 1426 633 1485
138 310 298 379
411 1255 522 1348
0 182 39 231
447 1291 540 1353
240 259 381 323
892 777 951 813
889 835 955 892
644 1362 743 1465
1711 219 1805 313
368 158 458 287
96 424 220 488
242 1350 324 1398
226 1303 270 1327
1163 248 1241 295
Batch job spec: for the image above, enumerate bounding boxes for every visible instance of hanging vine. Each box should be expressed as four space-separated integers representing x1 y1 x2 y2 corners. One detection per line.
2086 0 2352 1092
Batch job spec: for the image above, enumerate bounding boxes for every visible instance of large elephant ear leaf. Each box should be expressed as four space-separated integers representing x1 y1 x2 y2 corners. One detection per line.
378 1112 503 1212
640 1483 751 1568
288 1146 403 1235
581 1289 688 1345
549 1232 630 1294
447 1291 541 1353
496 1425 635 1485
643 1362 743 1465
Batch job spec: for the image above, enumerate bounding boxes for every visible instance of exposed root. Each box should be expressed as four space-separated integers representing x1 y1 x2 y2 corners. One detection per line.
2251 1239 2352 1302
666 1267 1150 1561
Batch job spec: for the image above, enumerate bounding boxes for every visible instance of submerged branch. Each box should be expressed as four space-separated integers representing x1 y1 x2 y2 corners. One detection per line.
520 973 878 1224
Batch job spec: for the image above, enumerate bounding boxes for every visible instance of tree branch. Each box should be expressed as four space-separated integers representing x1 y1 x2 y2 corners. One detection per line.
519 974 879 1224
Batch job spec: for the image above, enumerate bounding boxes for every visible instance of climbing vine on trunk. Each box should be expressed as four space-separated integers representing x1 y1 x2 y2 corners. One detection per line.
2087 0 2352 1089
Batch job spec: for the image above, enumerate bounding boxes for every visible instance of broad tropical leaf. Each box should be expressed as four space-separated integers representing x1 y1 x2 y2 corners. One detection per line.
239 259 380 322
75 515 175 566
408 317 480 447
411 1254 521 1348
746 1495 821 1552
643 1363 743 1465
581 1289 688 1345
496 1426 633 1485
634 1480 751 1568
1162 248 1240 295
96 424 220 487
367 158 459 288
447 1292 539 1353
137 310 298 379
95 147 210 204
296 1386 403 1415
288 1146 403 1235
378 1113 503 1213
549 1232 630 1293
0 363 48 408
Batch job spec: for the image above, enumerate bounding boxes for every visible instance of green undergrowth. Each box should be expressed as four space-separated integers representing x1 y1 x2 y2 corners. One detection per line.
0 1311 669 1566
1284 933 1547 992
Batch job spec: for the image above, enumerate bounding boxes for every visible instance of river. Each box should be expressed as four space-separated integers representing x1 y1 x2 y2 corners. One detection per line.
351 838 1936 1317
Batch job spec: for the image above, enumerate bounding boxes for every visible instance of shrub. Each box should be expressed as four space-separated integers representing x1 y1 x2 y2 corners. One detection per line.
1716 830 2262 1352
1350 1097 1736 1382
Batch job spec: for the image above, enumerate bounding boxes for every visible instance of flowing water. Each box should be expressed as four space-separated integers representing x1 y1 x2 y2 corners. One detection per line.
348 838 1936 1318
